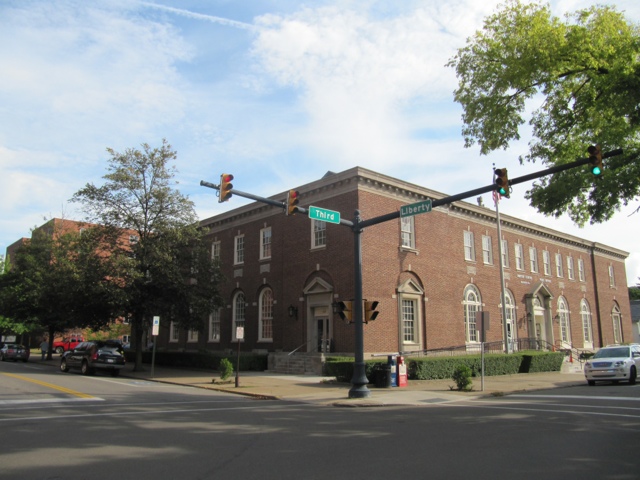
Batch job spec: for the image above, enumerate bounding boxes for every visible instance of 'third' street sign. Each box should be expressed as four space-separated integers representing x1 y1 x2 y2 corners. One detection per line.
308 205 341 224
400 199 432 217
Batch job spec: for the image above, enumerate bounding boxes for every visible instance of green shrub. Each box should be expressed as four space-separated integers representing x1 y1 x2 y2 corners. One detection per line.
452 365 473 391
123 350 267 371
219 358 234 381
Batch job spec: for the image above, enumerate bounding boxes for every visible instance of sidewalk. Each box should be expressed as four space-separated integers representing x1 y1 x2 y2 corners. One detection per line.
118 363 587 407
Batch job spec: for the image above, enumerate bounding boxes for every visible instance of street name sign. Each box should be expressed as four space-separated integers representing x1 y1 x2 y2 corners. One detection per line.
308 206 341 224
400 199 432 217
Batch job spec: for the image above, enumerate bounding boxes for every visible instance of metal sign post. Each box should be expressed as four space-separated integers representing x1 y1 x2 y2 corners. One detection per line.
235 326 244 388
151 316 159 378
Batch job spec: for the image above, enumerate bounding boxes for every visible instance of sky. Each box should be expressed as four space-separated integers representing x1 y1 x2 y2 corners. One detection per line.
1 0 639 285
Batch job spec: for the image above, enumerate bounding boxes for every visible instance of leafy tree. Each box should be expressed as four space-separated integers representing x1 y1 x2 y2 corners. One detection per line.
0 222 124 358
72 140 224 371
448 1 640 225
629 285 640 301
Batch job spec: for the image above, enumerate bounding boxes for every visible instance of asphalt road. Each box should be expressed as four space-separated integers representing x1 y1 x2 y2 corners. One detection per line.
1 359 639 480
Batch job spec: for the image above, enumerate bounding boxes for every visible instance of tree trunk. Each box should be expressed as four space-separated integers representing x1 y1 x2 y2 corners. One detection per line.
47 325 56 361
133 321 145 372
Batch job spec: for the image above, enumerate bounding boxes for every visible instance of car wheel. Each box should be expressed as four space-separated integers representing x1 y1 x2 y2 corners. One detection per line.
60 359 69 372
56 347 64 355
22 358 28 363
81 361 91 376
111 370 120 377
587 380 596 386
629 366 637 385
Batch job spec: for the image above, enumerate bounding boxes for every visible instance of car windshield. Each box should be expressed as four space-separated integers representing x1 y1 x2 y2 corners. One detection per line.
594 347 630 359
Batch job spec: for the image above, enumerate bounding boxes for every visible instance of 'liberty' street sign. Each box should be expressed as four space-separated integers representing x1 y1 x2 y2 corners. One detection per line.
400 199 432 217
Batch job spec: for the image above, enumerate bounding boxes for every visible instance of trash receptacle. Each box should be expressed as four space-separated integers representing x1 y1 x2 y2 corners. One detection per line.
374 365 393 388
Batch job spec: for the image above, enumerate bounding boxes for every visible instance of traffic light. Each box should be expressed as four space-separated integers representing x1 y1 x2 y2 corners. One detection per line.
364 301 379 324
588 144 603 175
494 168 510 198
219 174 233 203
286 190 299 215
337 301 353 323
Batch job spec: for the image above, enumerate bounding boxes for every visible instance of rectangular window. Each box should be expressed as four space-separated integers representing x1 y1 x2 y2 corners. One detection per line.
555 253 564 277
464 231 475 261
501 239 509 268
515 244 524 271
400 217 415 249
543 250 551 276
169 321 179 343
482 235 493 264
260 227 272 260
529 247 538 273
609 265 616 287
234 234 244 264
208 309 220 342
312 220 326 248
567 257 575 280
578 258 585 282
401 299 417 344
211 241 220 261
187 330 199 343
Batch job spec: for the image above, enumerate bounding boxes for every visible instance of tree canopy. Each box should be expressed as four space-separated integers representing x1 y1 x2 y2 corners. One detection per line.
448 1 640 225
72 140 224 370
0 222 125 358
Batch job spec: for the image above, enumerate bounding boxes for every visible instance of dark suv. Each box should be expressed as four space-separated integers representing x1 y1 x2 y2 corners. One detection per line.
60 340 125 377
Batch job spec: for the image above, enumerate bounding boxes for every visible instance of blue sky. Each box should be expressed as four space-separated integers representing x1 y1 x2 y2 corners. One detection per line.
2 0 640 285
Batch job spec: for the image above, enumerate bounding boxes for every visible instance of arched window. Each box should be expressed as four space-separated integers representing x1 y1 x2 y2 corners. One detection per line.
580 299 593 347
232 292 246 342
463 285 482 343
612 303 623 344
259 288 274 342
557 297 571 345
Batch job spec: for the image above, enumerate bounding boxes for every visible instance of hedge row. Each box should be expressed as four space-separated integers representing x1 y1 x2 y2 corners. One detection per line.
124 350 268 371
324 351 565 382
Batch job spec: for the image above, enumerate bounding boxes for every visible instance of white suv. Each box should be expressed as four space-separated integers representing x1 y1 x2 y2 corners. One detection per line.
584 344 640 386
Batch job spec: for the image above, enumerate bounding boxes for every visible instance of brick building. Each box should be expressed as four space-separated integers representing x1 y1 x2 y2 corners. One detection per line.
153 167 632 368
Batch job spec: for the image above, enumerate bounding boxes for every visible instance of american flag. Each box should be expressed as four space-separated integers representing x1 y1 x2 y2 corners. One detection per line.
493 190 501 206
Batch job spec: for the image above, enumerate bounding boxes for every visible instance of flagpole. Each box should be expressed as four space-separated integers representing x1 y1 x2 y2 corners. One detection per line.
493 165 511 354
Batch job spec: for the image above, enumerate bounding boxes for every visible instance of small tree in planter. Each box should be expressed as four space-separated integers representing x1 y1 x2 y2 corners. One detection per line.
451 364 473 391
215 358 234 383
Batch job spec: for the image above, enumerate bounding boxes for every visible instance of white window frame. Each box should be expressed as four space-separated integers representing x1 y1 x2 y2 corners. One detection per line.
260 227 272 260
463 285 482 343
258 288 274 342
187 329 199 343
542 250 551 276
482 235 493 265
555 253 564 277
501 239 509 268
234 234 244 265
232 292 246 342
211 241 221 262
400 298 419 346
169 321 179 343
558 297 571 345
608 265 616 287
208 309 221 343
312 220 326 249
400 216 415 250
612 304 623 344
581 299 593 347
529 247 538 273
567 256 575 280
464 230 475 261
578 258 586 282
515 244 524 271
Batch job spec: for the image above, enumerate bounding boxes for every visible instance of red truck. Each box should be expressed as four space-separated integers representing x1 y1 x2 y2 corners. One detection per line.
52 337 84 355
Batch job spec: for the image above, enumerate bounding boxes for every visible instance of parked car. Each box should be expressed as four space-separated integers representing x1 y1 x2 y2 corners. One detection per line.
0 343 30 362
584 344 640 385
60 340 125 376
53 336 84 355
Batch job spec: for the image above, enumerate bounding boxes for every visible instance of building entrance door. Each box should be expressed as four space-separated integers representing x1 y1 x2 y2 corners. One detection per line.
316 317 330 352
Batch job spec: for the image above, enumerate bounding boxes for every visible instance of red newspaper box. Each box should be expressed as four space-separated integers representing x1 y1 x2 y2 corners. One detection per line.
397 356 408 387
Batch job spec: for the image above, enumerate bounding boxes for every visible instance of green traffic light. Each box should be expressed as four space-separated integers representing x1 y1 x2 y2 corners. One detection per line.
591 165 602 175
499 187 507 195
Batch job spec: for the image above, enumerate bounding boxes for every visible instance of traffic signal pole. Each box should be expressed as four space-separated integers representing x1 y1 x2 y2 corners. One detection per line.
201 147 623 400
